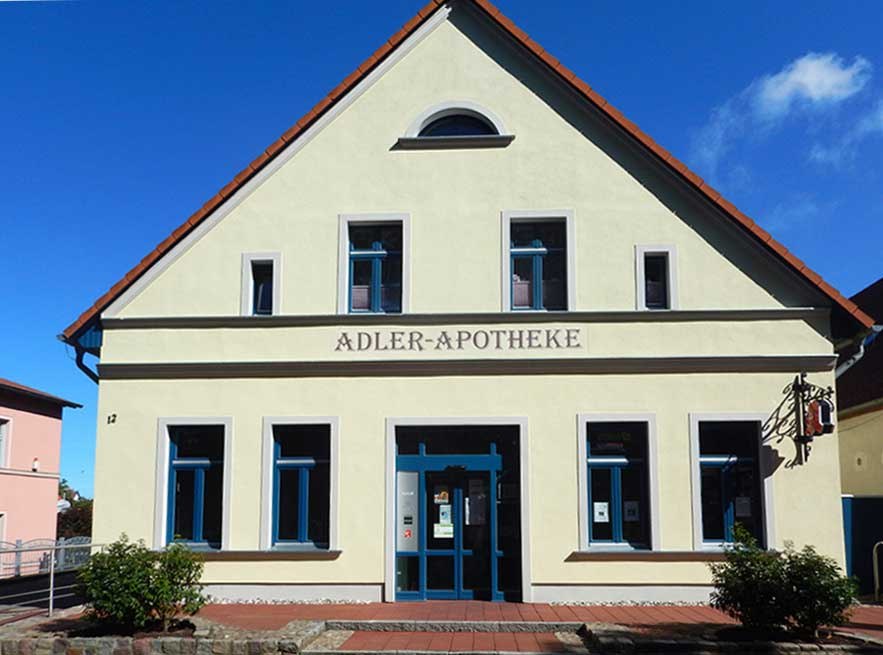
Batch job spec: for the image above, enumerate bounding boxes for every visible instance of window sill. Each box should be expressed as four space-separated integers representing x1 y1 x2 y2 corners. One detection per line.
200 550 341 562
566 550 726 562
395 135 515 150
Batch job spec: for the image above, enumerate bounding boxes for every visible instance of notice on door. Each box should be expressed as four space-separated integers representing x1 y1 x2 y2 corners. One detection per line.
434 503 453 539
593 502 610 523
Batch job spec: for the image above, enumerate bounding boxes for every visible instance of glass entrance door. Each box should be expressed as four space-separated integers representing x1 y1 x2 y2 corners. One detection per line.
423 471 492 599
394 426 521 601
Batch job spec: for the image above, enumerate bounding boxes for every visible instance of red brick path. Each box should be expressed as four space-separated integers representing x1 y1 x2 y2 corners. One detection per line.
339 631 563 652
197 601 883 642
198 601 735 631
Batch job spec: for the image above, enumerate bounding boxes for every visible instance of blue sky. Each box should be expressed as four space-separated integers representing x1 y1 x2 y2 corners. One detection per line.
2 0 882 497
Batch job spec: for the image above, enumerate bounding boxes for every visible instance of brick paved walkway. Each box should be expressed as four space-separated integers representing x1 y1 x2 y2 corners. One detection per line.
198 601 883 643
339 631 564 652
198 601 734 630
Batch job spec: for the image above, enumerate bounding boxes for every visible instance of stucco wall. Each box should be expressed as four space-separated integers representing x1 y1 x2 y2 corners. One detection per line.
0 397 62 546
839 405 883 497
92 370 843 590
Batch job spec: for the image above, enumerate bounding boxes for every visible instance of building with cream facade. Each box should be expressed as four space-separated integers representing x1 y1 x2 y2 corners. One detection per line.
61 0 873 603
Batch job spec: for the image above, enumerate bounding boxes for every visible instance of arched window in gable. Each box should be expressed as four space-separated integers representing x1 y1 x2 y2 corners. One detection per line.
398 101 514 149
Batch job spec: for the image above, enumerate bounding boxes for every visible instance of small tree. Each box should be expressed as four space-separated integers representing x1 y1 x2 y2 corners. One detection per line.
78 535 207 632
782 543 857 638
709 525 789 631
57 498 93 538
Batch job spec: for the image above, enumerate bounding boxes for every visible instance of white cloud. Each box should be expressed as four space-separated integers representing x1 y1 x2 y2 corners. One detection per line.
809 98 883 165
753 53 871 119
690 52 871 182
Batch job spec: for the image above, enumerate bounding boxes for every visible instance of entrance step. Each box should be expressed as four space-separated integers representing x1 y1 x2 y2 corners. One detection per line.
305 630 589 655
324 620 585 633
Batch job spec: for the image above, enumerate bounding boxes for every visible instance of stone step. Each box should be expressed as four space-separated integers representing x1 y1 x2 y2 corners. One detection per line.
305 629 589 655
323 620 585 634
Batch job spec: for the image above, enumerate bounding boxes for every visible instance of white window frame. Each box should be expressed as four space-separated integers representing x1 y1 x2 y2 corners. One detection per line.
501 210 576 312
0 417 10 469
337 213 411 315
689 413 776 551
635 245 678 310
577 413 661 552
240 252 282 317
153 417 233 550
259 416 340 551
403 100 509 137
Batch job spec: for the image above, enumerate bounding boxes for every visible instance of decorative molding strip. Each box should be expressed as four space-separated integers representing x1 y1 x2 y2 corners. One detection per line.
0 468 60 480
200 550 341 562
565 550 726 562
98 354 836 380
395 134 515 149
101 308 829 331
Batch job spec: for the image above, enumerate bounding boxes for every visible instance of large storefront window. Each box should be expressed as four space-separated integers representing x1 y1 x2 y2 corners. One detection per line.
273 424 331 547
586 422 649 547
697 421 764 546
168 425 225 549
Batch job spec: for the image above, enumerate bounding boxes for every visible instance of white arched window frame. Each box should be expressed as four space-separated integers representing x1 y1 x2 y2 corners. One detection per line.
398 101 515 149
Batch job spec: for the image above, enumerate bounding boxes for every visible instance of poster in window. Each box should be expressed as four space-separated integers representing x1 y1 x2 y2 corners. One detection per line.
593 502 609 523
433 486 449 504
434 503 453 538
734 496 752 518
624 500 640 522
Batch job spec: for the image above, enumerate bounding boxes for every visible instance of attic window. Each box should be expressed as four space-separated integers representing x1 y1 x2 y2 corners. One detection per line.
419 114 497 137
398 102 514 149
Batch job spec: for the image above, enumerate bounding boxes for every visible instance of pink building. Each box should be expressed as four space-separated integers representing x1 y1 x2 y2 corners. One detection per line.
0 378 79 549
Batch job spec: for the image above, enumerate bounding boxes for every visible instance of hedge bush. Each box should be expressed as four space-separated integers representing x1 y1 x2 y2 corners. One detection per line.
709 525 789 631
782 543 857 638
709 524 857 638
78 535 206 632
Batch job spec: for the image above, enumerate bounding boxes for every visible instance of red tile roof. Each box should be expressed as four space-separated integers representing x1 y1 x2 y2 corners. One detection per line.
0 378 81 408
60 0 874 342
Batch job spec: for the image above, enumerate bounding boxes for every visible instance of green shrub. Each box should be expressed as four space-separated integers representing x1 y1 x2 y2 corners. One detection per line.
78 535 207 632
709 524 789 631
781 543 857 638
709 525 858 638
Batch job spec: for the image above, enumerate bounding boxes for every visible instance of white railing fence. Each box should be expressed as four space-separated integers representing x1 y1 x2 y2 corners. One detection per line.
0 538 98 618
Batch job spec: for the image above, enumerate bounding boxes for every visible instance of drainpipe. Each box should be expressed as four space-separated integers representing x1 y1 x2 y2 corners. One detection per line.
58 334 99 384
74 345 99 384
836 325 883 379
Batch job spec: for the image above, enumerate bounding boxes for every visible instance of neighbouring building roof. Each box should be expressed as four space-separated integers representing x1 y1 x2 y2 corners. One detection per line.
838 277 883 413
0 377 82 409
59 0 874 343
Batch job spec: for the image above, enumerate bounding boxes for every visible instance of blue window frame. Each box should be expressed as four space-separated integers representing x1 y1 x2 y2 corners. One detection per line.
272 424 331 547
510 221 567 310
348 223 402 313
698 421 764 546
167 426 225 549
586 422 649 547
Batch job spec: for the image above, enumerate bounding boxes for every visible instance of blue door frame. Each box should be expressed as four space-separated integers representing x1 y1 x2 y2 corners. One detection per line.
395 443 504 601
